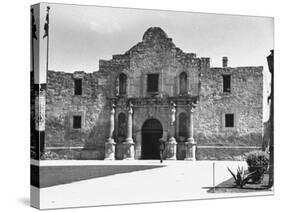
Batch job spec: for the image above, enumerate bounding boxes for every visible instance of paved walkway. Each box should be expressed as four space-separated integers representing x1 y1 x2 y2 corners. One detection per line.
34 160 273 209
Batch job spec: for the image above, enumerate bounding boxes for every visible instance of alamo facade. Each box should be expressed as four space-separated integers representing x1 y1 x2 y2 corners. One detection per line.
42 27 263 160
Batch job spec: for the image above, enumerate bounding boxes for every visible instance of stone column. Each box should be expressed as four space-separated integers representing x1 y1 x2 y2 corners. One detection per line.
116 77 119 96
104 104 116 160
184 103 197 161
159 70 164 97
166 102 177 160
123 102 135 160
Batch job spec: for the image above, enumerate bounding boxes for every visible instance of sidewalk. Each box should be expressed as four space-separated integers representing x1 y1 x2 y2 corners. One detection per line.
35 160 273 209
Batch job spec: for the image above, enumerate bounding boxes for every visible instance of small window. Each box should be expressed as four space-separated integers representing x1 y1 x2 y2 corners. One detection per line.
147 74 159 93
73 116 82 129
223 75 231 93
74 79 82 95
225 114 234 127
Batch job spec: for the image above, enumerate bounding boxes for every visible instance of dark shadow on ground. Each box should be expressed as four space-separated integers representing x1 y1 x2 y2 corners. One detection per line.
31 165 165 188
205 173 271 193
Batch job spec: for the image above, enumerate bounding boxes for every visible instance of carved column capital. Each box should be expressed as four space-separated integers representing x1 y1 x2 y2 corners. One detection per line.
110 103 116 115
127 101 133 115
187 101 197 113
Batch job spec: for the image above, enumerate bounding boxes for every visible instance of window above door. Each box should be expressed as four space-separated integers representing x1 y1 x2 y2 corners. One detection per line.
147 74 159 94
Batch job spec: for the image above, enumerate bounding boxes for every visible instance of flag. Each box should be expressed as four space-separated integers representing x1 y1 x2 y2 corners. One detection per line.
31 8 37 40
43 7 50 38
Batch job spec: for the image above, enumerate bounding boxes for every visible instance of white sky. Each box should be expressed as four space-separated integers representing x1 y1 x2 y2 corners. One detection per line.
38 3 274 120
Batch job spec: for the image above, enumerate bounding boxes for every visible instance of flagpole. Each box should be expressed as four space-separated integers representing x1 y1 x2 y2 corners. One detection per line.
46 6 50 74
31 8 35 72
39 5 50 158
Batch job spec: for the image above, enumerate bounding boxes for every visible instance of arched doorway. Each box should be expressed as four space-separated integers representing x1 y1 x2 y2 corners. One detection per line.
141 119 163 159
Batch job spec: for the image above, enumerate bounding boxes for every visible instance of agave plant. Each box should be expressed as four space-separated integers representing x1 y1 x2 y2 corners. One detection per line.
227 166 256 188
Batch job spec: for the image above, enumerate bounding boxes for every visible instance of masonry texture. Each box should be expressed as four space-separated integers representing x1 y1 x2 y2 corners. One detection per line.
43 27 263 160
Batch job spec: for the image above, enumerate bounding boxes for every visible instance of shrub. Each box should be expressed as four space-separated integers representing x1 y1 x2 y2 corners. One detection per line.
227 166 256 188
41 151 60 160
246 151 269 184
40 150 78 160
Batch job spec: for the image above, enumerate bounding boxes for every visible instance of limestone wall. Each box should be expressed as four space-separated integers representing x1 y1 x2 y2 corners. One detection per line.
194 66 263 151
45 70 111 159
99 27 200 98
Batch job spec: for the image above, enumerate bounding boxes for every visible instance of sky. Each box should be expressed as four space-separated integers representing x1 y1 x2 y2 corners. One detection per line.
45 3 273 73
36 3 273 120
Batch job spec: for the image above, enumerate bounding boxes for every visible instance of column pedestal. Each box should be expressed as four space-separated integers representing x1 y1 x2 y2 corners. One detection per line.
184 138 196 161
123 138 135 160
166 137 177 160
104 138 116 160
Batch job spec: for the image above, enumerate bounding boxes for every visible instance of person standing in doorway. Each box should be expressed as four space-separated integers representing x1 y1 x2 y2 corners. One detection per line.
159 138 166 163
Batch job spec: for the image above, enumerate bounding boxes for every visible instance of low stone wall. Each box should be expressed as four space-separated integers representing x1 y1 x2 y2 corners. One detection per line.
196 146 262 160
175 143 261 160
42 144 262 161
42 147 105 160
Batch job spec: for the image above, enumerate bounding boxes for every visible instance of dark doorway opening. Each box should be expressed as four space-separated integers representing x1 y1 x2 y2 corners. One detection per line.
141 119 163 159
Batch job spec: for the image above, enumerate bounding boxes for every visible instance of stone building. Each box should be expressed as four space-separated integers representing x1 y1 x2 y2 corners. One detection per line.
44 27 263 160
